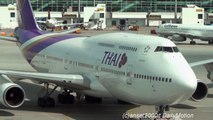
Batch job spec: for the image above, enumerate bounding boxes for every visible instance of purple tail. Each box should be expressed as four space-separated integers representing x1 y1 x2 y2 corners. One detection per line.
16 0 39 30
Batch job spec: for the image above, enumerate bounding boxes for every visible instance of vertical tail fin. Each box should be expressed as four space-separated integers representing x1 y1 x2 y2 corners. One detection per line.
16 0 39 30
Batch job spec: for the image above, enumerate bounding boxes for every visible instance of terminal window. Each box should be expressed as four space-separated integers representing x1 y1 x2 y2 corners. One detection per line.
100 13 104 18
198 14 203 19
10 12 15 18
112 20 116 26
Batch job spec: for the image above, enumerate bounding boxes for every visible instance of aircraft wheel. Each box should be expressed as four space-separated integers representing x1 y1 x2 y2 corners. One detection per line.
190 41 196 45
117 100 132 105
67 95 75 104
208 40 213 45
47 97 55 107
58 94 63 103
38 97 47 108
85 95 102 104
58 94 75 104
38 97 55 107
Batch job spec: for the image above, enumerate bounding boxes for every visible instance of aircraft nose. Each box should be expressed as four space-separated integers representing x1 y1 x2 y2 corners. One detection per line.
176 65 197 102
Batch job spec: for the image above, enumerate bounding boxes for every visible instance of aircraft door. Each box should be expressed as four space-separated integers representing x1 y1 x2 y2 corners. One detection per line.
126 65 133 86
150 76 157 94
95 59 101 77
64 52 70 71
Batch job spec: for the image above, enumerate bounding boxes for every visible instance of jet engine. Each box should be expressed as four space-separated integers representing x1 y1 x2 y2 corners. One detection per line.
0 74 25 108
191 80 208 101
171 34 186 41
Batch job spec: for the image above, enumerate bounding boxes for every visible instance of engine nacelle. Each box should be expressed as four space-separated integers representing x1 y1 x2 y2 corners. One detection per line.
171 34 186 41
191 80 208 101
0 82 25 108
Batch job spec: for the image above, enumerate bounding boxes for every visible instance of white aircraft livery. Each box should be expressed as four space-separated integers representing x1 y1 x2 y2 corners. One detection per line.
0 0 213 117
156 23 213 44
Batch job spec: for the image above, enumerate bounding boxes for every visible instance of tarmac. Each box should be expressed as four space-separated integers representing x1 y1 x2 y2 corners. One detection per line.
0 28 213 120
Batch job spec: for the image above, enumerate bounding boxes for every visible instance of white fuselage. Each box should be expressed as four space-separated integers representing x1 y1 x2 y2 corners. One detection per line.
156 23 213 41
46 19 58 28
20 32 197 105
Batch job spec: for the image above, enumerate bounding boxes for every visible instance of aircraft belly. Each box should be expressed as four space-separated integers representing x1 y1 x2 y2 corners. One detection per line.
97 73 158 104
80 73 113 98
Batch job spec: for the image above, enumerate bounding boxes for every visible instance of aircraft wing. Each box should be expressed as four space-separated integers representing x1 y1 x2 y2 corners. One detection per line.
0 70 90 90
190 59 213 76
190 59 213 67
56 28 81 34
37 21 46 24
55 23 82 27
0 36 17 42
190 59 213 83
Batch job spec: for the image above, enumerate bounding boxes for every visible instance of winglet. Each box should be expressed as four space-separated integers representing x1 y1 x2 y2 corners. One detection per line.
16 0 39 30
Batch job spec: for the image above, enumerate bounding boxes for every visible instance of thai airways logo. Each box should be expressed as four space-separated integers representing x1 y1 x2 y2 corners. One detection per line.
101 51 127 68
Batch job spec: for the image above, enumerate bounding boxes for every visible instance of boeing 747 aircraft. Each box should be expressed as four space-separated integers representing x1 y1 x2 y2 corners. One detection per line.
0 0 213 117
156 23 213 44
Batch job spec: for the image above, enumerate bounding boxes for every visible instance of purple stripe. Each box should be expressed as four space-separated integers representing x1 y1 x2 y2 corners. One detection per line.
16 29 48 44
24 35 76 63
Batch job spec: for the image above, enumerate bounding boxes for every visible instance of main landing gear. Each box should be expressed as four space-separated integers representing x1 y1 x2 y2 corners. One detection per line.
84 95 102 104
37 83 58 107
190 40 196 45
37 83 75 107
37 83 102 107
58 89 75 104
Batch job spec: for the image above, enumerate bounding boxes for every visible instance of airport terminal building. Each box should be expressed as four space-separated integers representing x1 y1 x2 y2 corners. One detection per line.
1 0 213 12
1 0 213 28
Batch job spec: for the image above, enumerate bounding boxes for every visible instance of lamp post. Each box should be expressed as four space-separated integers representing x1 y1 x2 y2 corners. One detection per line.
78 0 81 23
174 0 177 23
147 7 151 27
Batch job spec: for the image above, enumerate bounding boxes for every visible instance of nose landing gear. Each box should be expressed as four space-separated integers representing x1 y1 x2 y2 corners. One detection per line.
155 105 170 119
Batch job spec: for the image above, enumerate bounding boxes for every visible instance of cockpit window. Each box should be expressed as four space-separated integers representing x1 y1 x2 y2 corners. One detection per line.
154 46 161 52
163 47 173 52
173 47 179 52
154 46 179 53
